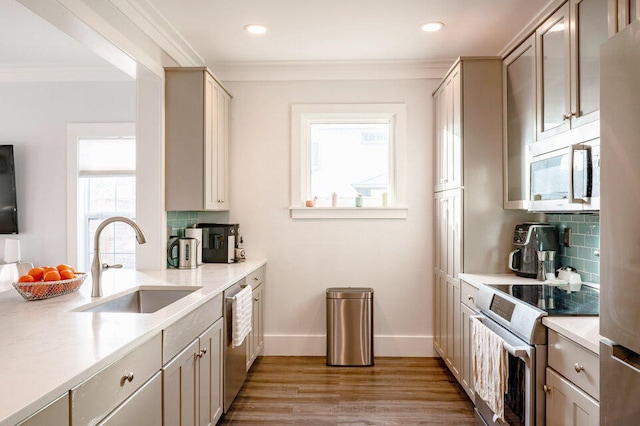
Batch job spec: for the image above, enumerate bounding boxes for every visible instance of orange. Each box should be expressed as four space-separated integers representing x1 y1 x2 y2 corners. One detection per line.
31 284 48 298
18 274 35 283
60 269 76 280
56 264 74 273
42 267 57 275
28 267 45 281
43 270 61 282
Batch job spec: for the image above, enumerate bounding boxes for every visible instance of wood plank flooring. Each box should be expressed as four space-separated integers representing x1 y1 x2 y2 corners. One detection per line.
220 357 475 425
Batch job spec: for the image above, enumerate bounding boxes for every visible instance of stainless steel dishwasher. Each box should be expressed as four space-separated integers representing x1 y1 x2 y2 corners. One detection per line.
223 279 247 412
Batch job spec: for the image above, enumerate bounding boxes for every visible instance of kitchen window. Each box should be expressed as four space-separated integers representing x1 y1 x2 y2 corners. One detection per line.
290 104 407 219
67 123 136 271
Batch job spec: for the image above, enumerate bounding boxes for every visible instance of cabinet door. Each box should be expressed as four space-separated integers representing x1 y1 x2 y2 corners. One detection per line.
447 65 462 190
446 277 461 379
199 318 224 426
445 189 462 280
98 372 162 426
460 303 476 400
546 367 599 426
204 75 230 211
255 283 265 356
536 2 572 140
18 393 69 426
433 272 445 358
503 35 535 209
162 339 199 426
433 86 446 192
570 0 608 128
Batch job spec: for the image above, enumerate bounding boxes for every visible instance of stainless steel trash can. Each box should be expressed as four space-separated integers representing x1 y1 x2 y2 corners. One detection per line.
326 287 373 366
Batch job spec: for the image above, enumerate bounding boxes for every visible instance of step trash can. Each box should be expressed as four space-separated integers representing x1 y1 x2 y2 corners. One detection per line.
326 287 373 366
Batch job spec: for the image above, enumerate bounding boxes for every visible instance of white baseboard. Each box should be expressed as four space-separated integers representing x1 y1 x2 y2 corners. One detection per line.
264 334 436 357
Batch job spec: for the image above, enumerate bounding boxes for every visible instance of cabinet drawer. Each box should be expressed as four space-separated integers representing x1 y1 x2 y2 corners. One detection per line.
18 393 68 426
461 280 478 310
71 333 162 425
548 329 599 400
98 371 162 425
163 294 222 363
247 266 265 288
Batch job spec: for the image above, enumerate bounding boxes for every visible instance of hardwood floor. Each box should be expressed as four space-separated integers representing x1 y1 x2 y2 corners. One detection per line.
220 357 475 425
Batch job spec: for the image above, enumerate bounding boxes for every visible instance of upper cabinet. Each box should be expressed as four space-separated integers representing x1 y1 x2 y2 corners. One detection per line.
612 0 639 33
165 68 231 211
536 0 608 141
433 63 462 192
503 35 536 209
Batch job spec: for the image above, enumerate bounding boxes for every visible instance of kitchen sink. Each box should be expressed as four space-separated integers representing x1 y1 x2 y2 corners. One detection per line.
75 286 202 314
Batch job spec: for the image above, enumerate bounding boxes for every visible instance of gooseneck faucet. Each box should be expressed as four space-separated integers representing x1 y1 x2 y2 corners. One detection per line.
91 216 147 297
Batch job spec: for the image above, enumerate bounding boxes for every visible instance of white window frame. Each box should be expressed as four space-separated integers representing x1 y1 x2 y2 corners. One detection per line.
67 123 136 269
290 104 408 219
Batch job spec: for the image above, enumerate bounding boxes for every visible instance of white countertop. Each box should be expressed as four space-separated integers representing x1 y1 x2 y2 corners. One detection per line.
460 273 544 288
459 273 601 354
0 259 266 425
543 316 601 354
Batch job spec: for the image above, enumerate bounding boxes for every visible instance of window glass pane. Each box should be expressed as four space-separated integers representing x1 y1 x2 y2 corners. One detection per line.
84 175 136 269
309 122 389 206
79 138 135 172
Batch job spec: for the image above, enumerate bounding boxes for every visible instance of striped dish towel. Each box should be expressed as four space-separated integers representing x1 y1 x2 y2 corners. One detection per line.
232 285 253 347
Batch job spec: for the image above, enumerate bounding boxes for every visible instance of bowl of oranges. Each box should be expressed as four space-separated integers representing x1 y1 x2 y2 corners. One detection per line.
13 264 87 301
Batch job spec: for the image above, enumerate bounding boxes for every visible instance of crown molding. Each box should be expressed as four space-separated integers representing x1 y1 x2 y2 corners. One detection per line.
106 0 204 67
0 66 134 82
499 0 564 58
210 59 455 82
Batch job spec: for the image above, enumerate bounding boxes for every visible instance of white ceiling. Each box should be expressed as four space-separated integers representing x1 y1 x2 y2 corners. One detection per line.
0 0 552 81
148 0 551 65
0 0 130 82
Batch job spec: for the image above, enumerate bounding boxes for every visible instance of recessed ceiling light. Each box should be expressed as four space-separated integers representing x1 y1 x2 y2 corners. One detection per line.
419 21 444 32
244 24 267 35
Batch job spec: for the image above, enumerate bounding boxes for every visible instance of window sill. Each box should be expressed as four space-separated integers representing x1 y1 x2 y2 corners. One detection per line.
290 206 408 220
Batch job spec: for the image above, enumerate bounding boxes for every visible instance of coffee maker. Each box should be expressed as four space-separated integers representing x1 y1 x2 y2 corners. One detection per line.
197 223 239 263
508 223 559 278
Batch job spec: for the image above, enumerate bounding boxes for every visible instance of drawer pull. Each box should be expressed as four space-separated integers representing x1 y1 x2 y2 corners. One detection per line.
467 295 475 302
121 372 134 385
254 277 259 281
574 363 585 373
254 297 259 302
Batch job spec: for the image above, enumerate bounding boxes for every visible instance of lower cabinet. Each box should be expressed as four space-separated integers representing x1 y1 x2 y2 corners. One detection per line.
98 372 163 425
545 328 599 425
459 280 479 400
163 317 224 426
545 368 599 426
246 266 266 371
17 393 69 426
71 334 162 425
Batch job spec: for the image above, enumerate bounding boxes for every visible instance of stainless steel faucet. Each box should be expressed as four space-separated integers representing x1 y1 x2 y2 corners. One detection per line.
91 216 147 297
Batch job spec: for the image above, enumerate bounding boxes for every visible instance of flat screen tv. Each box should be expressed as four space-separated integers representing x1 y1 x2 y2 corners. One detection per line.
0 145 18 234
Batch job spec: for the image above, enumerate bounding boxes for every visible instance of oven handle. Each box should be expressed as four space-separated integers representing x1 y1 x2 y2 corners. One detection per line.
471 315 530 359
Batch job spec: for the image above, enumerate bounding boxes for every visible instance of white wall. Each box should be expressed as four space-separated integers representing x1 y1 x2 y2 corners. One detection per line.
0 81 136 266
225 78 437 356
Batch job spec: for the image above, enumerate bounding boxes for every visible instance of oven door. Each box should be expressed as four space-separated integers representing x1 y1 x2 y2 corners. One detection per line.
472 315 540 426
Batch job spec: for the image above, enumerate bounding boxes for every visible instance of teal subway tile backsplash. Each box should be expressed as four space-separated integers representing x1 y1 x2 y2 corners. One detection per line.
546 213 600 284
167 211 199 237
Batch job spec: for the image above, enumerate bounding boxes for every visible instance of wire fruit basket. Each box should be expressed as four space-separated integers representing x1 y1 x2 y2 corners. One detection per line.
13 273 87 301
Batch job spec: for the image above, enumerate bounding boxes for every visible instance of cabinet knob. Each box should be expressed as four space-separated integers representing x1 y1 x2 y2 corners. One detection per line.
543 384 550 393
196 348 208 358
467 295 474 303
254 297 259 302
121 372 134 384
574 363 585 373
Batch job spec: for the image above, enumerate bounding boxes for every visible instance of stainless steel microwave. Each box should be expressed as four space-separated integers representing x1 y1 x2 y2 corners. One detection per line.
529 139 600 212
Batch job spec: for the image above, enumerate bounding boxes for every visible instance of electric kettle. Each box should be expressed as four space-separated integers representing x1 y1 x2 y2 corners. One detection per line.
167 237 198 269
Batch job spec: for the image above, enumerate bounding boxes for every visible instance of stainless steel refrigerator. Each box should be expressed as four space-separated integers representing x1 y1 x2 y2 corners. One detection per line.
600 18 640 425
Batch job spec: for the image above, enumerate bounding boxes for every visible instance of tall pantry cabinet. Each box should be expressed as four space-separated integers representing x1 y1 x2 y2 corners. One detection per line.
432 58 535 398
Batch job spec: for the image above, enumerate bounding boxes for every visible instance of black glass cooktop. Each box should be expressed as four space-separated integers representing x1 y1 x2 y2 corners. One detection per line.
487 283 599 316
